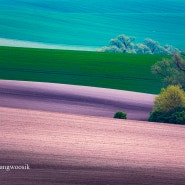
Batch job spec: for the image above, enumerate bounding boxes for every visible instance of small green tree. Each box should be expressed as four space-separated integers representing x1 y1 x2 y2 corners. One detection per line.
154 85 185 112
114 111 127 119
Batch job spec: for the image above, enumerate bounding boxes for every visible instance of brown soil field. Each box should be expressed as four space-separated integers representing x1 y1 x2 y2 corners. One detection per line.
0 107 185 185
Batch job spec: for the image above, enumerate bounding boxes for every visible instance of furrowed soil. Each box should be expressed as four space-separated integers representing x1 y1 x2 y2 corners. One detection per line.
0 107 185 185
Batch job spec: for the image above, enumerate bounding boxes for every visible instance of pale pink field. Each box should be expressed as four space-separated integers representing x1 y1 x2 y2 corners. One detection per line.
0 107 185 185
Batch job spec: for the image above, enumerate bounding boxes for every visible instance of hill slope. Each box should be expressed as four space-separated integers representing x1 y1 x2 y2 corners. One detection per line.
0 80 155 120
0 107 185 185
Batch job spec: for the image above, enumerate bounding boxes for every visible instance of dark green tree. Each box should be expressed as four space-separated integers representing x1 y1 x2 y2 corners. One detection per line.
113 111 127 119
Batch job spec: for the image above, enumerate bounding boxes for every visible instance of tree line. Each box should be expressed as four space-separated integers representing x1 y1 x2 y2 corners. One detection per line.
101 34 184 55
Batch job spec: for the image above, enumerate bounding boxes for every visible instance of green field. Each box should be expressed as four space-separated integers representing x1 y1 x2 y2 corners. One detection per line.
0 46 166 94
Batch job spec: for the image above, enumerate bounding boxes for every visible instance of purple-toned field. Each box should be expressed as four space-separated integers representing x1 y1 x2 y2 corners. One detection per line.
0 80 155 120
1 107 185 185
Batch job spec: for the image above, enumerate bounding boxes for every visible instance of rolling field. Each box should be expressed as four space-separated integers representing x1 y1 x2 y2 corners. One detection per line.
1 107 185 185
0 80 155 120
0 46 165 94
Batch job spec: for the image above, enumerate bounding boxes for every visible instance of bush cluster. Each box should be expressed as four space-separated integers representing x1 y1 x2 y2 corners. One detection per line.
148 106 185 124
148 85 185 124
114 111 127 119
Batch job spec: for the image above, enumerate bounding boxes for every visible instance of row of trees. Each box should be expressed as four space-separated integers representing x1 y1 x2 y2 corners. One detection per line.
101 34 183 55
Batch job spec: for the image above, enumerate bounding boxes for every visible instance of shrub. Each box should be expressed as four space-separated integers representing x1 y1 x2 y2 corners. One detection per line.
148 110 166 123
148 106 185 124
171 111 185 124
169 106 185 124
114 111 127 119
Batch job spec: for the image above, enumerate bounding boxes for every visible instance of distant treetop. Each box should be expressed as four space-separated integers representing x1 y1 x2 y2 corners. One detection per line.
100 34 183 55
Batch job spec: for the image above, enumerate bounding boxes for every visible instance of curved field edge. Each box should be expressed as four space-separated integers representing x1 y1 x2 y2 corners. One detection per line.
0 46 166 94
